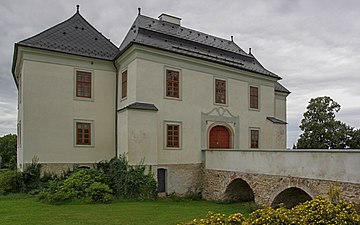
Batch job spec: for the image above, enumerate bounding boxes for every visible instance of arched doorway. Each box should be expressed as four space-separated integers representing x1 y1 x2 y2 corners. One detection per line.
224 178 254 202
209 125 230 149
271 187 312 208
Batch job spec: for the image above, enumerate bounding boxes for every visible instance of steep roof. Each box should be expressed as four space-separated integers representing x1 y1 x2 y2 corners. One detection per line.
275 82 291 94
17 9 118 61
119 13 280 79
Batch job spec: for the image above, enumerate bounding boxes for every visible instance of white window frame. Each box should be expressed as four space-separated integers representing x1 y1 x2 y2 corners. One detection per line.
164 67 182 100
249 85 260 111
214 77 228 106
164 121 182 150
74 119 95 147
249 127 260 149
74 69 94 101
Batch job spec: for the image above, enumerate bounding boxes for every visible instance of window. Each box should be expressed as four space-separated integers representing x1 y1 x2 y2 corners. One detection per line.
17 121 21 147
250 86 258 109
215 79 226 104
166 69 180 98
76 122 91 145
76 71 92 98
250 129 259 148
121 70 127 99
166 124 180 148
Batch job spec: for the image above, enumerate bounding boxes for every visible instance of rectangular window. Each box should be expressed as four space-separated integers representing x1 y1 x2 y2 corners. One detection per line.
17 121 21 147
166 124 180 148
121 70 127 99
250 129 259 148
76 71 92 98
250 86 258 109
76 122 91 145
166 70 180 98
215 79 226 104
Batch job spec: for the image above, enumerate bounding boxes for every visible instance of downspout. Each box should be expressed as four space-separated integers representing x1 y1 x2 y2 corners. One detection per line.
113 60 119 158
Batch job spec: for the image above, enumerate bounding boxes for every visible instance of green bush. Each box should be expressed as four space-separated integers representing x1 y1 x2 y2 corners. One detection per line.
85 182 113 203
0 170 24 194
0 134 17 169
97 155 157 199
39 169 112 204
22 157 42 192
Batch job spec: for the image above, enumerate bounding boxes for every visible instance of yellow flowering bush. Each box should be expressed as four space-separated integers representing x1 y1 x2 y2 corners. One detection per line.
247 206 291 225
180 197 360 225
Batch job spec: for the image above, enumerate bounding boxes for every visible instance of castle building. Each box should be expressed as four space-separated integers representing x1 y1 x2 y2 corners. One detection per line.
12 7 289 195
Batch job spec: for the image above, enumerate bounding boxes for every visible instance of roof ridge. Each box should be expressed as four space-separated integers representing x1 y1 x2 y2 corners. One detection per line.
137 14 247 54
18 10 118 60
19 12 78 44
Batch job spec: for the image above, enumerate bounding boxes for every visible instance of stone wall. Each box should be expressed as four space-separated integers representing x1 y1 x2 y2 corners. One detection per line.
156 163 203 196
203 169 360 206
40 163 95 176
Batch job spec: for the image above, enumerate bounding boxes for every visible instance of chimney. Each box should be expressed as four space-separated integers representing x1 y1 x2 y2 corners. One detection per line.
158 13 181 26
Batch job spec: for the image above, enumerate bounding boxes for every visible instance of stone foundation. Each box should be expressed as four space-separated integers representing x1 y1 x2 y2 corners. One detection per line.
155 163 203 197
203 169 360 207
40 163 95 175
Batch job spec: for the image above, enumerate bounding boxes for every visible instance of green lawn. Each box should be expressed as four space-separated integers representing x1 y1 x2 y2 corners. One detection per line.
0 195 256 225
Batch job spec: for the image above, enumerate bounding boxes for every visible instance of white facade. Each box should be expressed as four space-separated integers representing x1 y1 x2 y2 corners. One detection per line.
14 47 116 170
13 10 289 194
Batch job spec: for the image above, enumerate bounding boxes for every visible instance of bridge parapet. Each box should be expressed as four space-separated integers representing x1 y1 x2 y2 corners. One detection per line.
202 149 360 184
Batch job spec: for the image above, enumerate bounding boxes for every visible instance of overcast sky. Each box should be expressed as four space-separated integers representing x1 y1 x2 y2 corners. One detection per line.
0 0 359 148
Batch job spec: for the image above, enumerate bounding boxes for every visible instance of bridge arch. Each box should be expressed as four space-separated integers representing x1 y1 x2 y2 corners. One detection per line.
224 178 254 202
271 187 313 208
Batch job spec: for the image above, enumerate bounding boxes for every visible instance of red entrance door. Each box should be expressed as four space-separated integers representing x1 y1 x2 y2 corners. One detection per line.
209 125 230 149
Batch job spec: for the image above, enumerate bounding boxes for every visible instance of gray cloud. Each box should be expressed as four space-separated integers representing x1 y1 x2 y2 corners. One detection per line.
1 0 359 148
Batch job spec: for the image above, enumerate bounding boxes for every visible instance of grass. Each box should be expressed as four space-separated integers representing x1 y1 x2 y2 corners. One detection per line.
0 194 257 225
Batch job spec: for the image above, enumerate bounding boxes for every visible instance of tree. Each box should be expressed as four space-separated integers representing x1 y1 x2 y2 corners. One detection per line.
0 134 17 169
296 96 359 149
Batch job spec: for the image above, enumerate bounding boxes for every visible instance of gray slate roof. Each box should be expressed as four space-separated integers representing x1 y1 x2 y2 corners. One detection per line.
267 117 287 124
17 11 118 61
119 14 280 79
275 82 290 93
118 102 159 112
14 10 289 93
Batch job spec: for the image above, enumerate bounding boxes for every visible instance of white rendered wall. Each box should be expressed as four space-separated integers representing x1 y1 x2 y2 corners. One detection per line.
116 46 286 165
18 48 116 165
204 149 360 183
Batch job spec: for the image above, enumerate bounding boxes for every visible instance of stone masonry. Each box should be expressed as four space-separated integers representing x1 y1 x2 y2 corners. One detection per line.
203 169 360 207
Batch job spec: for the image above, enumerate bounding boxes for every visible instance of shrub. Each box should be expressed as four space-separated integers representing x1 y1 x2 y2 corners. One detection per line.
182 197 360 225
39 169 112 204
97 155 157 199
85 182 113 203
0 170 24 194
22 157 41 192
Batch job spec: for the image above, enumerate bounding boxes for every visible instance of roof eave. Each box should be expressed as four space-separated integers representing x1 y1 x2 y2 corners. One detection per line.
11 43 19 89
17 43 116 61
119 41 280 79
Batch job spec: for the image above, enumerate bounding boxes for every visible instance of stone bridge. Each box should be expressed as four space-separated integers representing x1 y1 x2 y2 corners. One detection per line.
201 149 360 208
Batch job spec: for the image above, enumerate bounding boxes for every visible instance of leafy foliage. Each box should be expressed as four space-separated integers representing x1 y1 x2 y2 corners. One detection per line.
0 134 17 169
182 197 360 225
22 157 42 193
296 96 360 149
85 182 113 203
39 169 112 204
0 170 24 194
97 155 157 199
